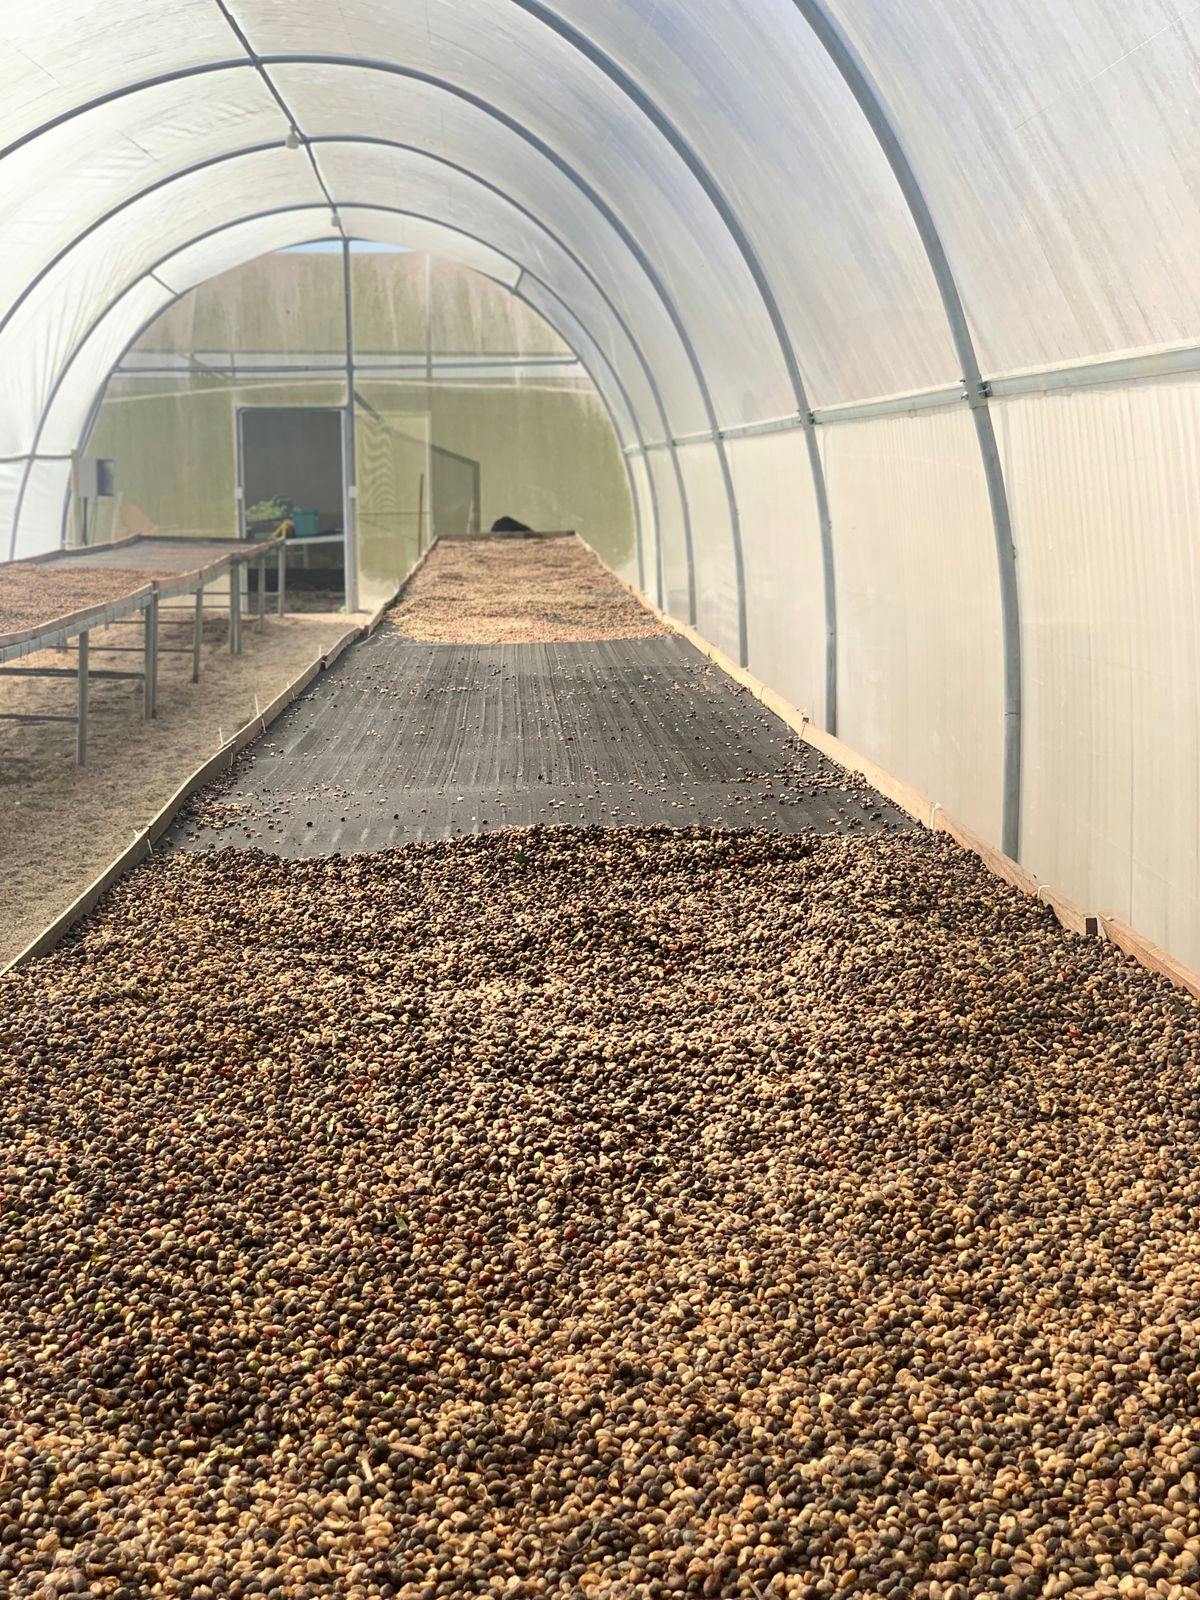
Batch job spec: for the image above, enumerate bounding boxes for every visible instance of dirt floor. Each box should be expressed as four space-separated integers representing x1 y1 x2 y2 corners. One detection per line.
0 612 361 964
0 564 152 636
392 535 666 643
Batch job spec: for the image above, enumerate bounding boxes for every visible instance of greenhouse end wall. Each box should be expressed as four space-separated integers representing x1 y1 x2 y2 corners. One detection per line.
77 248 637 587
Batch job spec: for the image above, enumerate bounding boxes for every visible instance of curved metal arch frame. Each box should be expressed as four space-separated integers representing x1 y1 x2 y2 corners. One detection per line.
510 0 838 718
66 263 652 598
1 51 749 657
510 268 660 603
3 131 695 619
62 233 654 596
26 206 651 590
791 0 1023 858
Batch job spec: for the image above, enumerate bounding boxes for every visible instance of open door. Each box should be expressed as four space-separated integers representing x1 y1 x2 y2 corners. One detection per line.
238 405 347 607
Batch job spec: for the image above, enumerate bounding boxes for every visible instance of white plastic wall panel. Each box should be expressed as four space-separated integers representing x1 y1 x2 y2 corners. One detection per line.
646 451 688 618
0 149 326 458
9 457 71 560
675 442 740 658
627 452 659 597
828 0 1200 375
0 1 233 147
729 430 827 728
546 0 958 406
822 408 1004 842
38 281 171 456
0 71 281 325
253 14 790 426
0 461 24 550
283 94 709 435
997 384 1200 969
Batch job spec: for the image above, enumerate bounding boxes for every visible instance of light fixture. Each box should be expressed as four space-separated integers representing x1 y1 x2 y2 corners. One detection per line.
284 127 302 150
330 211 341 230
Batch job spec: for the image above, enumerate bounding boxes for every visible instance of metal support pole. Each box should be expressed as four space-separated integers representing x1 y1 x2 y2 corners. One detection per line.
342 237 360 614
277 540 286 617
143 593 158 720
257 553 267 633
76 630 89 767
193 587 204 682
791 0 1023 859
229 570 241 655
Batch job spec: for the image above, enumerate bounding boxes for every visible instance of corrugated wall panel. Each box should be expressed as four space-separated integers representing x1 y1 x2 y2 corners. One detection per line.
10 458 71 560
646 449 688 619
676 440 739 660
625 450 657 595
730 430 827 728
822 407 1004 842
998 382 1200 969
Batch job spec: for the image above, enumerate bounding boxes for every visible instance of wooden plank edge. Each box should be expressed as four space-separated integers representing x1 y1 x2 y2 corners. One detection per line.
1 622 365 975
3 533 145 568
1099 916 1200 1003
362 537 441 635
0 583 157 656
585 545 1200 996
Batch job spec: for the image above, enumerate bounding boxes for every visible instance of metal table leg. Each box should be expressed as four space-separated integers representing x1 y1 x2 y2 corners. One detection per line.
143 593 159 719
277 540 287 618
193 586 204 682
229 570 242 655
76 630 89 767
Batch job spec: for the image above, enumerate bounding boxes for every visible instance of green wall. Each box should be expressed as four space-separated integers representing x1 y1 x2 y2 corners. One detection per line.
80 247 634 576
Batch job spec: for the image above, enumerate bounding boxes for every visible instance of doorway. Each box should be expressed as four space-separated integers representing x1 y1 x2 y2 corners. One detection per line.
238 406 347 605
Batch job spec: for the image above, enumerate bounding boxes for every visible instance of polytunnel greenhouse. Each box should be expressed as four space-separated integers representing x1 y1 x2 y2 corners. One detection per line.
2 4 1200 1598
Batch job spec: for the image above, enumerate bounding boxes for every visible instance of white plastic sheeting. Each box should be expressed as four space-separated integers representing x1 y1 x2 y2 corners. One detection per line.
728 431 827 730
822 408 1006 846
3 0 1200 966
997 384 1200 966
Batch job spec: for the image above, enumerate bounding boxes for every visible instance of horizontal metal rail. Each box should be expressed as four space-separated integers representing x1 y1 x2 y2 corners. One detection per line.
24 331 1200 477
624 336 1200 456
0 666 141 681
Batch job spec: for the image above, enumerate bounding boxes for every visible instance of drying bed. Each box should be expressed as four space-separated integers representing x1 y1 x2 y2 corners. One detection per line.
170 634 909 855
2 828 1198 1599
1 539 277 643
0 565 151 638
390 536 667 644
46 538 257 576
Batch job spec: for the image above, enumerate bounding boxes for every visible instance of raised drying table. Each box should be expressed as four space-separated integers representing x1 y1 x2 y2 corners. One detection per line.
0 536 288 765
50 535 286 657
